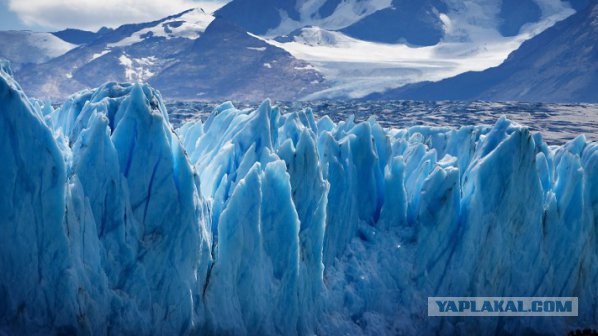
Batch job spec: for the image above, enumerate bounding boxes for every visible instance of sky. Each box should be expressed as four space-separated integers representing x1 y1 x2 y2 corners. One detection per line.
0 0 228 32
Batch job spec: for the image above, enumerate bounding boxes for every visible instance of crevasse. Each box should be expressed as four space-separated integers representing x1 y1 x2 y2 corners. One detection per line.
0 62 596 335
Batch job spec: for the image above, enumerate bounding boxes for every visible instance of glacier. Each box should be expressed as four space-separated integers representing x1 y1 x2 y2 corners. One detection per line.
0 60 597 335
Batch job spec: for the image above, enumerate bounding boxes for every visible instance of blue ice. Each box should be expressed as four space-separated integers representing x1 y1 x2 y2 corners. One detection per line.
0 62 596 335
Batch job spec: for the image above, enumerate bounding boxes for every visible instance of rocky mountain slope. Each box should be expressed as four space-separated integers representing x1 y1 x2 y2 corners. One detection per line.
150 19 326 100
370 2 598 102
12 9 326 101
0 0 590 100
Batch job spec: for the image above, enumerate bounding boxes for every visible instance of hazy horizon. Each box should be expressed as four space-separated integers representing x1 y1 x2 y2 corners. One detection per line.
0 0 228 32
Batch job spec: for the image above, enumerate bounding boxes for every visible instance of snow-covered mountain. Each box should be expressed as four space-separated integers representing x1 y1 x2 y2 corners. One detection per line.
265 0 578 98
0 31 75 71
371 2 598 102
339 0 448 46
0 0 590 100
219 0 580 41
13 8 210 98
218 0 573 42
215 0 394 36
11 9 326 101
150 19 326 100
1 58 597 335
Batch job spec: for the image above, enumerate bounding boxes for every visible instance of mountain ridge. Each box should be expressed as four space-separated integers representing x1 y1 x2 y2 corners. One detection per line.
0 0 592 101
11 10 327 101
368 2 598 103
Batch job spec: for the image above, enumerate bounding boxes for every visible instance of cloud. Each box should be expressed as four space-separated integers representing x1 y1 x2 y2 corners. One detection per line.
7 0 228 31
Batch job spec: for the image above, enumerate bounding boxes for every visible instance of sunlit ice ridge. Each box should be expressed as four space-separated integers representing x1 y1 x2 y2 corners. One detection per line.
0 60 597 335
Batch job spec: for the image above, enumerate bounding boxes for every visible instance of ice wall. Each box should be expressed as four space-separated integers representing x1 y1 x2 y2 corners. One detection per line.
1 63 212 334
1 62 597 335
